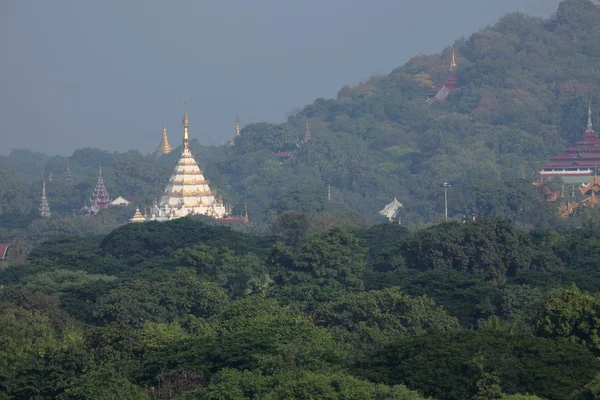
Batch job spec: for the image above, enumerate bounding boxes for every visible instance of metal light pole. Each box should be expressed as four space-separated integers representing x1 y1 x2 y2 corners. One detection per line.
442 182 451 222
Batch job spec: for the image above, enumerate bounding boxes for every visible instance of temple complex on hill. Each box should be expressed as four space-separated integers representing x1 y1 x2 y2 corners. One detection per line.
84 167 111 214
426 50 459 104
39 181 51 218
144 101 229 222
156 124 173 156
539 107 600 184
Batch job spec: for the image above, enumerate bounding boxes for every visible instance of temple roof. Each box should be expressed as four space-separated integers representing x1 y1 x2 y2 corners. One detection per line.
379 197 403 221
540 107 600 171
129 207 146 223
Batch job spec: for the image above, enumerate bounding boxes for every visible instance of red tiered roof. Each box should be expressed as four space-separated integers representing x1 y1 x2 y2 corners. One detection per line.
89 167 111 211
540 110 600 178
426 51 460 104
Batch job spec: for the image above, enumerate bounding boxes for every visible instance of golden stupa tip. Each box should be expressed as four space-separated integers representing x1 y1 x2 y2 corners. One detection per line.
451 49 457 70
589 105 592 116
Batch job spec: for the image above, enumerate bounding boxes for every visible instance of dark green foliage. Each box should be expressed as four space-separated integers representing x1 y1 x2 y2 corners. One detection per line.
314 287 460 354
100 218 275 264
376 330 599 400
402 218 562 283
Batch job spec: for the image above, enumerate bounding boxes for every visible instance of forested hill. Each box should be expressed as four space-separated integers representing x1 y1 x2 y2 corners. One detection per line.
220 0 600 226
2 0 600 232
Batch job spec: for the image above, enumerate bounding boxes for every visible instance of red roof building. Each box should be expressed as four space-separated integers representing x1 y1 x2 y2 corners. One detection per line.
426 50 460 104
539 107 600 184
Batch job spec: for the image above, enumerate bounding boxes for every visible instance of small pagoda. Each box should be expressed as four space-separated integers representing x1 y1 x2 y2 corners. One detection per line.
65 160 72 183
539 107 600 184
129 207 146 223
426 49 459 104
228 115 241 147
302 121 312 143
156 124 173 156
39 181 51 218
146 101 228 221
85 167 111 214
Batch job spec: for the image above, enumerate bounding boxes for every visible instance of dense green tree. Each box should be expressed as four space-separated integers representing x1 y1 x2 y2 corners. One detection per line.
536 285 600 355
375 330 599 400
187 369 429 400
147 297 343 380
93 268 228 327
314 287 460 355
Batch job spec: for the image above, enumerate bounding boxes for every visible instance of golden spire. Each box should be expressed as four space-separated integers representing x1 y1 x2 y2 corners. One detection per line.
183 99 189 150
98 166 102 177
244 200 249 222
156 124 173 156
235 112 241 137
450 49 457 71
587 105 594 132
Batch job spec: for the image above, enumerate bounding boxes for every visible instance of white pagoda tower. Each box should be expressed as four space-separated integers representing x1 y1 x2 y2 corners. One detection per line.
146 101 228 221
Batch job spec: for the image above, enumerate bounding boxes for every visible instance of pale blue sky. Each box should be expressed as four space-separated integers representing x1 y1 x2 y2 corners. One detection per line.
0 0 561 155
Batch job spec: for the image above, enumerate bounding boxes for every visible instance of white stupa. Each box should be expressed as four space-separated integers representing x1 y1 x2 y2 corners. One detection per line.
146 101 228 221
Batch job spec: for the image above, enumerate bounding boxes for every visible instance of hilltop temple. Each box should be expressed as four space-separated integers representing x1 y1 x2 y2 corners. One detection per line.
539 107 600 184
426 49 459 104
145 102 228 221
156 124 173 156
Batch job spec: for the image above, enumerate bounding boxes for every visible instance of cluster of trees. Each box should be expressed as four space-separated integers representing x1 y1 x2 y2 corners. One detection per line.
2 215 600 398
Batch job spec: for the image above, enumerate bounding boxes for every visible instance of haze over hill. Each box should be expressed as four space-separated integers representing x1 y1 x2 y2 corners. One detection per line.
1 0 561 155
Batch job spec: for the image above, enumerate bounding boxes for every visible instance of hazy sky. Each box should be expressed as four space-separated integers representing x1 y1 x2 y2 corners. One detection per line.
1 0 561 156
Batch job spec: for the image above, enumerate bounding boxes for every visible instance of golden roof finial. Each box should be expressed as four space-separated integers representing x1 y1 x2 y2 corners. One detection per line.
235 112 241 137
183 98 189 149
588 105 594 132
450 49 457 71
98 166 102 177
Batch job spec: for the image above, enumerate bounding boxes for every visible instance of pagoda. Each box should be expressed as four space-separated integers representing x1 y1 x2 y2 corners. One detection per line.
228 114 241 147
426 49 459 104
156 124 173 156
39 181 51 218
539 107 600 184
129 207 146 223
65 160 72 183
302 121 312 143
85 167 111 214
146 101 228 221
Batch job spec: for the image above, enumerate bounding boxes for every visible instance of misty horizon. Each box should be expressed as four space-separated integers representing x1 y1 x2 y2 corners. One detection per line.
1 0 561 156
